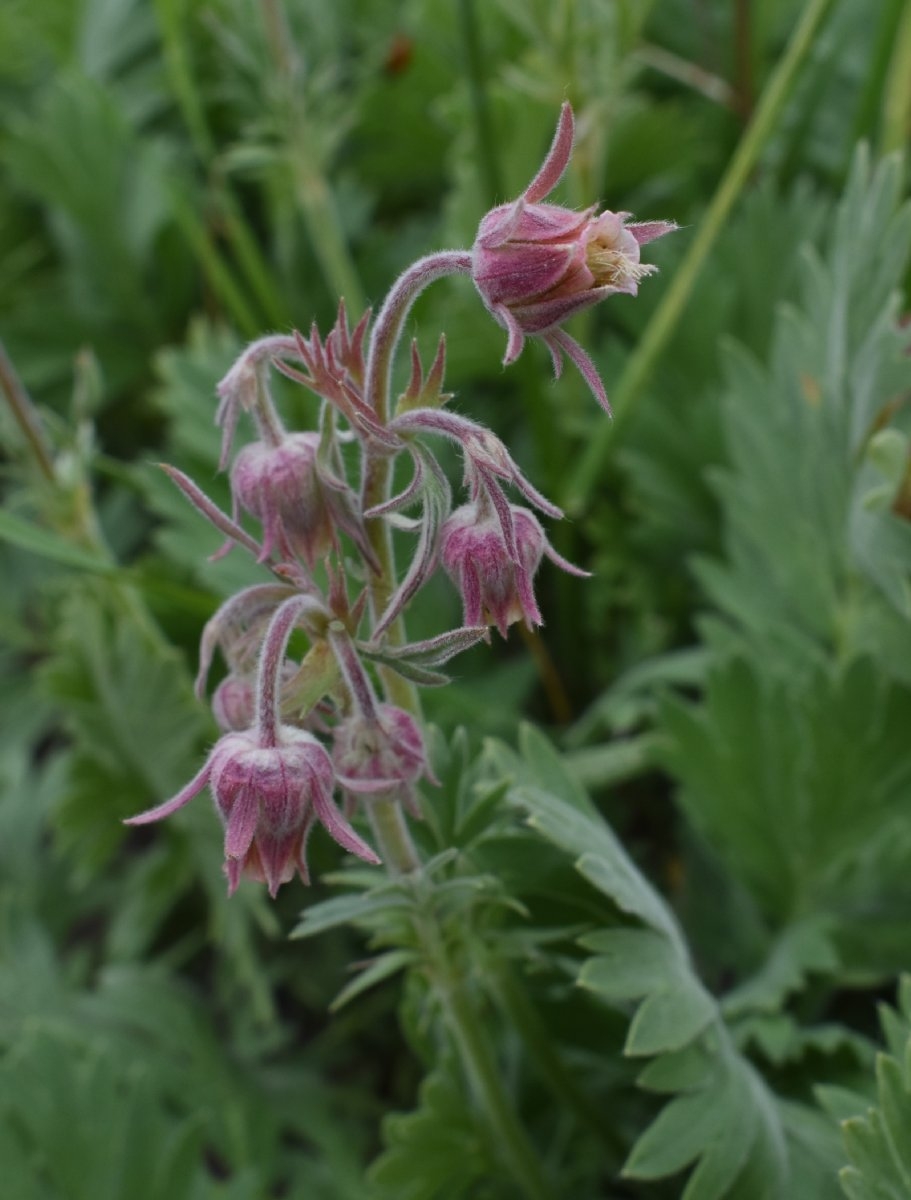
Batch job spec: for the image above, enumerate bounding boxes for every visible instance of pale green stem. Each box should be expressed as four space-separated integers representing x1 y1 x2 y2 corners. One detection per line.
441 974 554 1200
881 0 911 153
457 0 502 204
366 797 420 874
293 164 367 319
417 907 554 1200
489 958 626 1159
565 0 837 514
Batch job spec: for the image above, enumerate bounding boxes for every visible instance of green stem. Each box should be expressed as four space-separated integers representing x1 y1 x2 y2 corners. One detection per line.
0 337 55 483
292 162 367 318
457 0 502 205
415 906 552 1200
444 980 553 1200
490 960 626 1160
565 0 837 514
171 187 262 337
881 0 911 153
358 251 552 1196
366 797 420 873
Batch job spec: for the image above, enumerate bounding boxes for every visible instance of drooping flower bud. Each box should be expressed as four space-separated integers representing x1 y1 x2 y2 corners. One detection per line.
211 660 300 732
124 725 379 897
212 673 256 732
333 703 433 816
470 103 676 412
231 432 334 567
440 502 546 637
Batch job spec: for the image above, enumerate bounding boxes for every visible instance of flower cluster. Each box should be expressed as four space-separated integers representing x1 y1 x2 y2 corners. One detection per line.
125 104 674 894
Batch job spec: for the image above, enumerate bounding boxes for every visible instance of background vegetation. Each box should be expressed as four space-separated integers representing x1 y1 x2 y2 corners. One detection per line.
1 1 910 1197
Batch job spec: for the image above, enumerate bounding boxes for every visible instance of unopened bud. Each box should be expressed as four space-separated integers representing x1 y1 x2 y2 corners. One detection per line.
231 433 333 567
440 503 545 637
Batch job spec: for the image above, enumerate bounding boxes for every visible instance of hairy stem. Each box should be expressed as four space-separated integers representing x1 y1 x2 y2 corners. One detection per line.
361 252 472 709
256 595 309 745
565 0 837 513
367 797 420 874
422 916 553 1200
364 251 472 424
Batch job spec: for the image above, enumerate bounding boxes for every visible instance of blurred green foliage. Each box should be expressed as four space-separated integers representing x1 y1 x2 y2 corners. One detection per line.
1 0 910 1197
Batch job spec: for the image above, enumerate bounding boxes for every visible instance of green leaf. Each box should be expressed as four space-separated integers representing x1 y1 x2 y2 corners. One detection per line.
330 950 416 1012
505 758 679 939
578 929 677 999
39 585 208 871
658 655 911 931
694 149 911 684
722 917 839 1017
0 509 117 575
626 985 716 1058
0 1028 215 1200
505 735 791 1198
837 977 911 1197
369 1063 493 1200
579 929 716 1056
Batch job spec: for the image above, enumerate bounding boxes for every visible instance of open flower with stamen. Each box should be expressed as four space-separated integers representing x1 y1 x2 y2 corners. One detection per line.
470 102 676 413
440 500 587 637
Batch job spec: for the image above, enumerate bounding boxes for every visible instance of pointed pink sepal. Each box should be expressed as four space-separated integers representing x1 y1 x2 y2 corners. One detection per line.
523 102 574 204
123 761 212 826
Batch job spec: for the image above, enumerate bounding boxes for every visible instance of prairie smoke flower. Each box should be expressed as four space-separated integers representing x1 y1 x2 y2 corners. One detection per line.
231 432 333 567
470 103 676 412
440 503 546 637
125 726 379 897
333 703 433 816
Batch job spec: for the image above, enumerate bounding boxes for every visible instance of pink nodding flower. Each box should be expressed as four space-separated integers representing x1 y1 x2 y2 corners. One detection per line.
124 726 379 897
333 703 434 818
231 433 333 567
125 595 380 896
440 502 586 637
470 103 676 413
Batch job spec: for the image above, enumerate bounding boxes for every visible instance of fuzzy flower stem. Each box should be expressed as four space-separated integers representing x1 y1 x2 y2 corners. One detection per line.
251 371 286 448
416 904 554 1200
364 251 472 425
366 797 420 874
360 253 472 717
255 594 310 747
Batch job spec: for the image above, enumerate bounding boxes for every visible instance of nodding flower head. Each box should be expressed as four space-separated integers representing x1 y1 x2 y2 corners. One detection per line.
470 103 676 413
440 502 546 637
124 725 379 897
231 432 333 567
333 703 433 816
